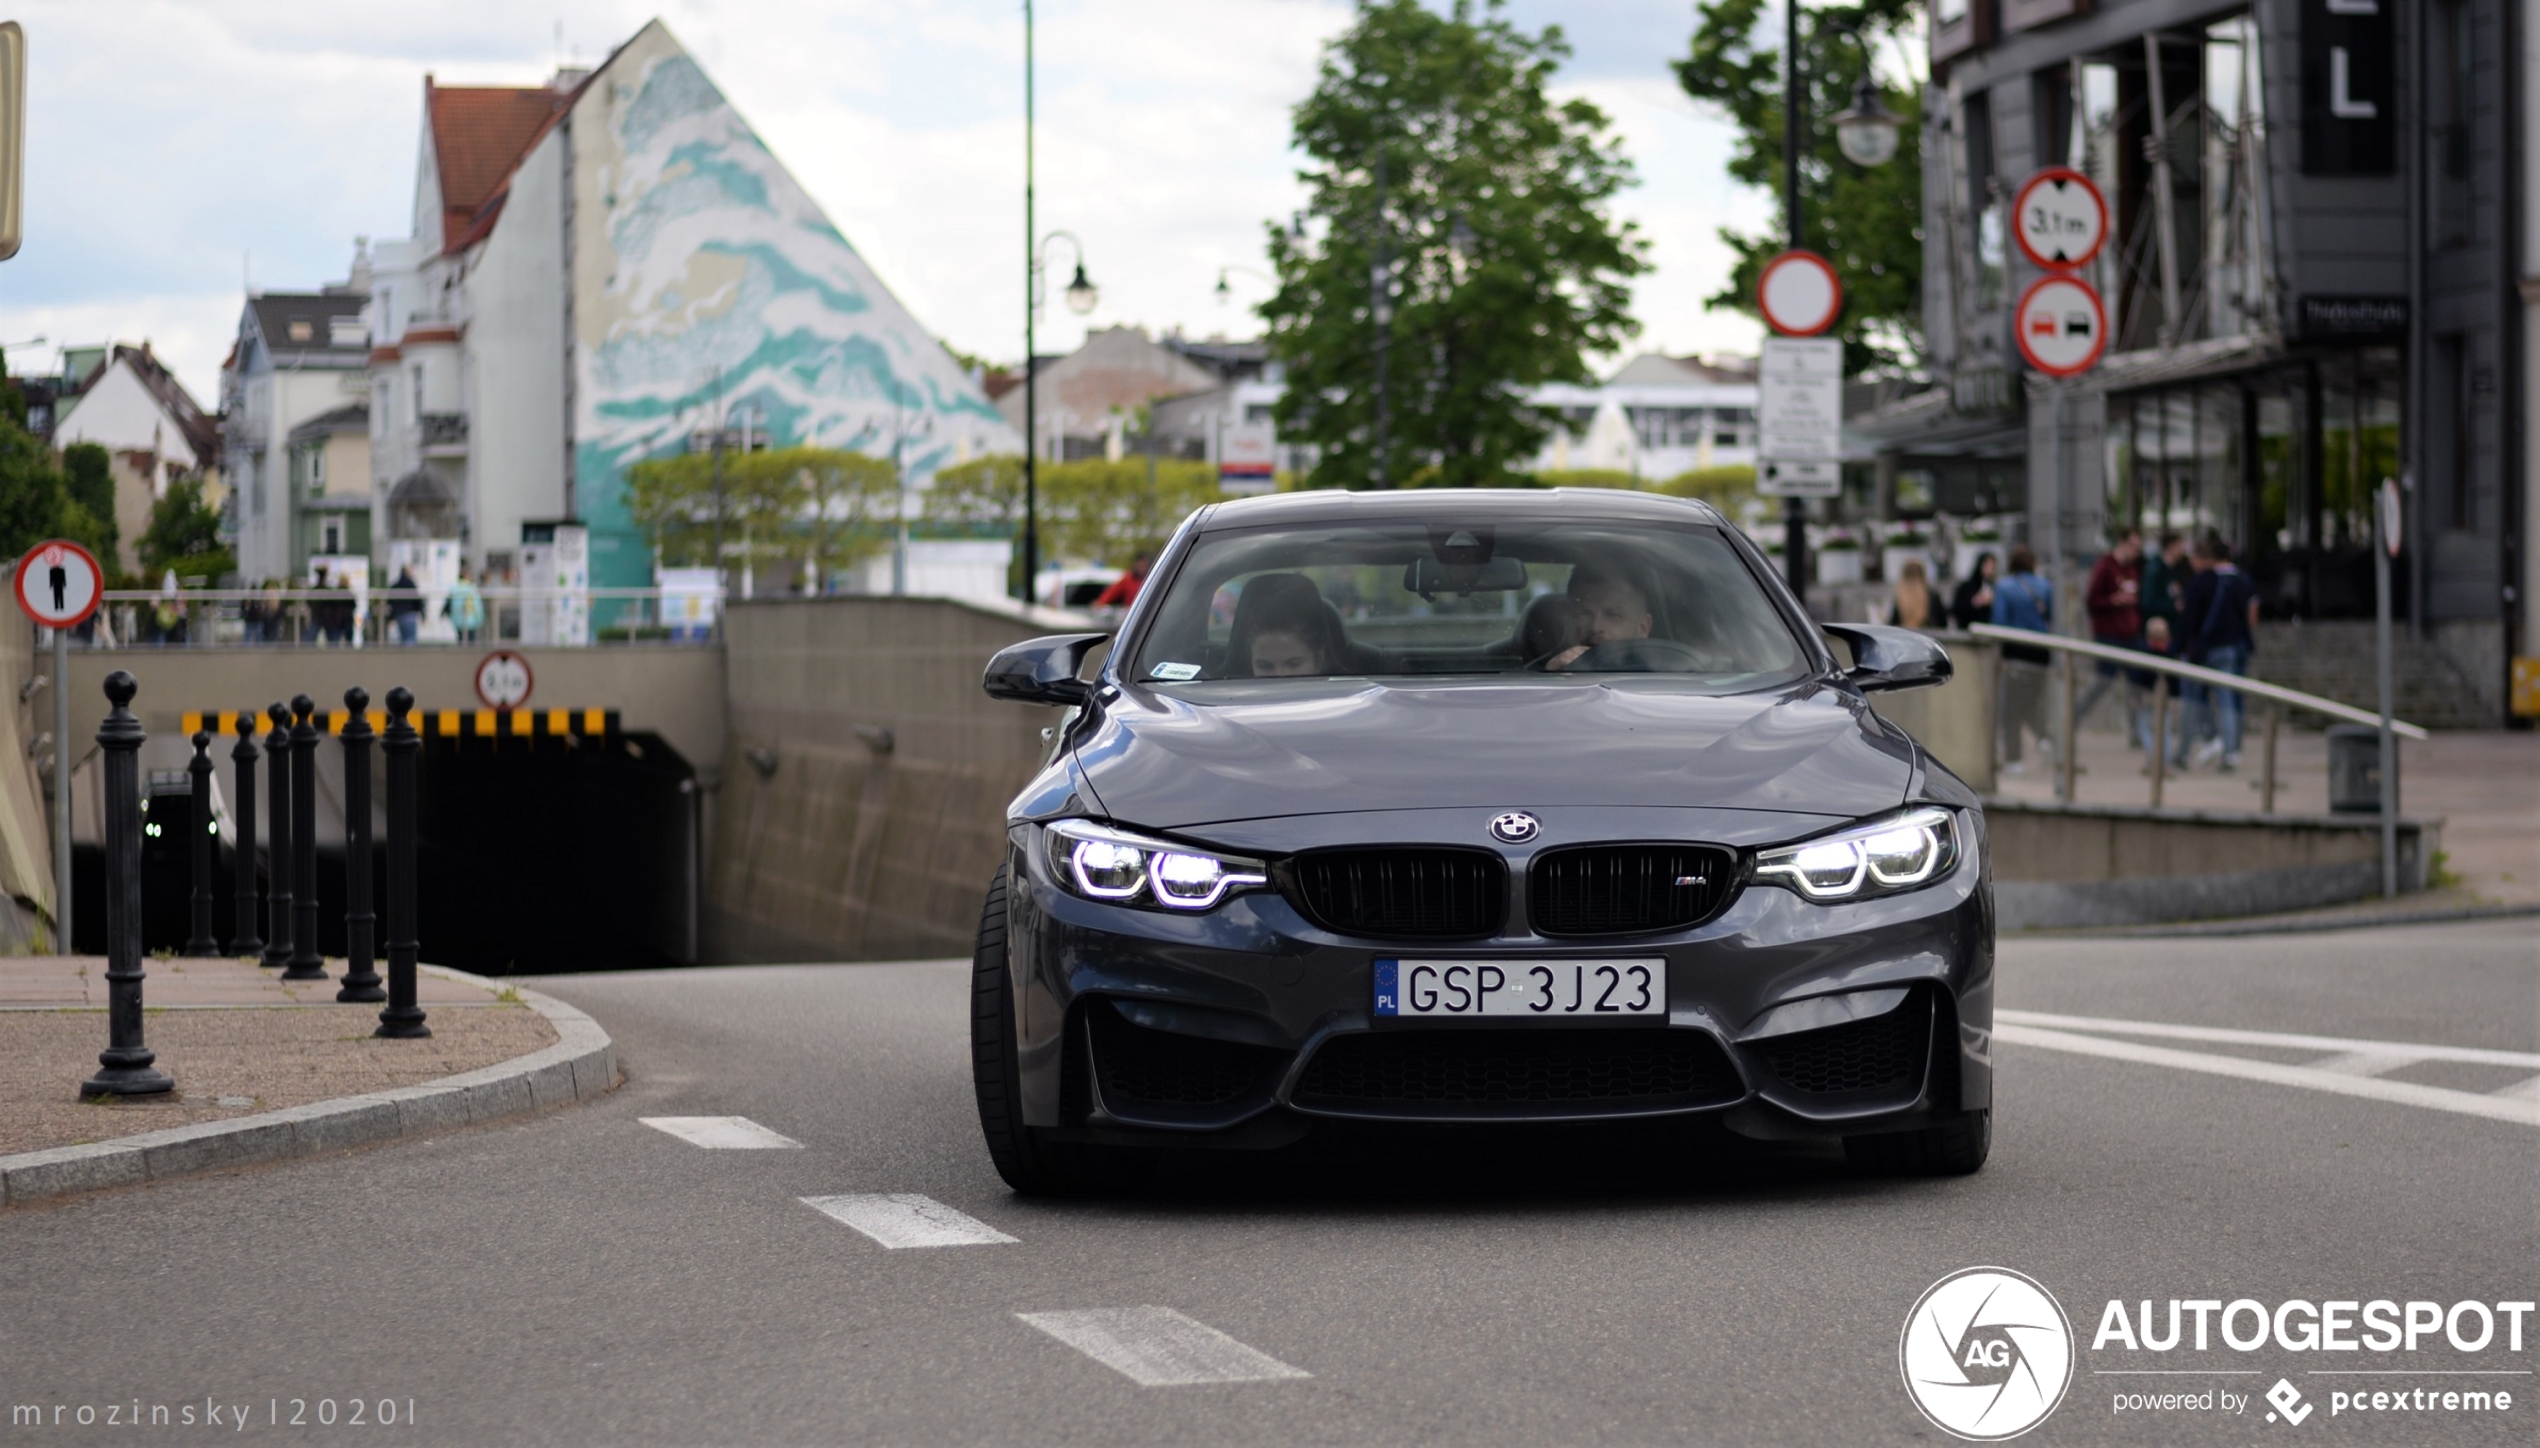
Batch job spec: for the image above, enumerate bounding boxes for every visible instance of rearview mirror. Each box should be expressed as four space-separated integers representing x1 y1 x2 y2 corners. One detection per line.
1822 623 1952 692
1402 556 1528 598
983 632 1110 706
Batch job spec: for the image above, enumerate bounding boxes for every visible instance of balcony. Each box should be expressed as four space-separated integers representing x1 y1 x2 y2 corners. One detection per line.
419 412 469 457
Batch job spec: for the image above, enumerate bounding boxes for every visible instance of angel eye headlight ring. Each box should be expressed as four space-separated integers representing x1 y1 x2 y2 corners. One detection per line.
1753 807 1959 902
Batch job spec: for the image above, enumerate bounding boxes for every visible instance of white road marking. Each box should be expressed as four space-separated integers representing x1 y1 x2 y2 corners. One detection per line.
640 1116 804 1149
1995 1024 2540 1127
2496 1076 2540 1102
1994 1010 2540 1068
799 1194 1018 1248
2304 1050 2424 1077
1017 1307 1311 1386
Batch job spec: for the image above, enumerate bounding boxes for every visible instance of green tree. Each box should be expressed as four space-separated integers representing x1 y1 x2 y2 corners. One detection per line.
1676 0 1922 370
137 477 232 580
927 455 1224 570
626 446 900 587
1263 0 1649 489
61 443 118 561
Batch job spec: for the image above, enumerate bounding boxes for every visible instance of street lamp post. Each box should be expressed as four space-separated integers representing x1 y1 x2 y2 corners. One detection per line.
1782 0 1809 600
1022 0 1098 602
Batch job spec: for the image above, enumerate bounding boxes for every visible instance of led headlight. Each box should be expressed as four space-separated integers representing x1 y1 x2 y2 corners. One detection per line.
1753 806 1960 902
1045 819 1269 911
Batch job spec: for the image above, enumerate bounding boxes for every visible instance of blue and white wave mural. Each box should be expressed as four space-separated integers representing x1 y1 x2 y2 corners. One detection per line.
568 23 1016 587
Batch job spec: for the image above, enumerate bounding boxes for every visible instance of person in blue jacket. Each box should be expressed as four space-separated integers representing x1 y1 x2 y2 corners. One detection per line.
1991 544 2056 776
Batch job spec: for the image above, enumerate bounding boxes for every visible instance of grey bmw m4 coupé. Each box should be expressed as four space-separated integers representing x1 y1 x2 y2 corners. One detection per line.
975 487 1988 1193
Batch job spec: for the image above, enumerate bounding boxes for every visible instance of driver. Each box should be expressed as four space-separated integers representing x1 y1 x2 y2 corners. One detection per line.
1544 563 1652 670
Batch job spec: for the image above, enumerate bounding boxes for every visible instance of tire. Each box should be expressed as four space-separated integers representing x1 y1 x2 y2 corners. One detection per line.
1843 1109 1990 1177
969 866 1158 1196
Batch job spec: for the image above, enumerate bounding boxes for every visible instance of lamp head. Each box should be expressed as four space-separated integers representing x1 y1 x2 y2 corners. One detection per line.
1834 74 1903 168
1063 263 1099 315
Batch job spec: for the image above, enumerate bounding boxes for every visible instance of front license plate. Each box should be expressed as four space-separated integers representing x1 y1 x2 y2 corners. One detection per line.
1374 959 1666 1018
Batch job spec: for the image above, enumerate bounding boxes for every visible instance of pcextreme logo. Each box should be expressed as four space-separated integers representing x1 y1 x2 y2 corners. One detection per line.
1900 1267 2077 1440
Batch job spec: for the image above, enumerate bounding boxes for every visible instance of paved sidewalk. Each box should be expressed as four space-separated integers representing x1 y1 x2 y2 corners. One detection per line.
1991 727 2540 904
0 954 555 1157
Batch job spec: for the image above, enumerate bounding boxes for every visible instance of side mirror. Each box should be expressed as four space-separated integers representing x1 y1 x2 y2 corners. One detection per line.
1822 622 1953 693
983 632 1110 706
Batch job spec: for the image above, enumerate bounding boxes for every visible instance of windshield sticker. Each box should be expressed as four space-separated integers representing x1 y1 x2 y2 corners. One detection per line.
1149 662 1203 681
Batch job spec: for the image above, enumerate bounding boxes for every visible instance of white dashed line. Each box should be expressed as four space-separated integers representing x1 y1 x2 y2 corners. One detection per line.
1017 1307 1311 1386
1994 1011 2540 1067
800 1194 1018 1248
1994 1018 2540 1127
2303 1050 2424 1078
640 1116 805 1149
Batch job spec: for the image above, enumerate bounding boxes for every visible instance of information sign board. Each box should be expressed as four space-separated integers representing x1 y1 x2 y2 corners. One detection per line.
1757 337 1844 497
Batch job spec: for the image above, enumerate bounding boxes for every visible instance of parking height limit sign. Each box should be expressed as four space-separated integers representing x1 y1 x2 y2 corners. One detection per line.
1757 337 1844 497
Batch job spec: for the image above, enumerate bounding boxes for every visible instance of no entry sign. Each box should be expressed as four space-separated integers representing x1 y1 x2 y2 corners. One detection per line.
13 539 103 629
1756 250 1842 337
2012 166 2109 271
2014 274 2109 378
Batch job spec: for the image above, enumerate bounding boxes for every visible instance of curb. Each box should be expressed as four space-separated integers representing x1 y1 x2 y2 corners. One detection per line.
0 966 616 1210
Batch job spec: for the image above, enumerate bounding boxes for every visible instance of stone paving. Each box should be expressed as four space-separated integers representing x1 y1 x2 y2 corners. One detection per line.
0 955 555 1156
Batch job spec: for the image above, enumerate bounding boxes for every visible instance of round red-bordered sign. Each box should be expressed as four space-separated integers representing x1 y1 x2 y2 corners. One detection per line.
2014 273 2110 378
14 539 104 629
474 650 534 711
1757 249 1843 336
2011 166 2110 271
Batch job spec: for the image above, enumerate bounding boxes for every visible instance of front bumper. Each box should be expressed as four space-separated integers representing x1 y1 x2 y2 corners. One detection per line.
1002 806 1993 1146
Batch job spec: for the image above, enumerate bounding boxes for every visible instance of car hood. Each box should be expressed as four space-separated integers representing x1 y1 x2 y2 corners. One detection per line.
1070 677 1917 830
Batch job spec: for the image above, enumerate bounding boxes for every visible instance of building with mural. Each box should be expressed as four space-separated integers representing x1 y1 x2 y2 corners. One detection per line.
362 19 1017 600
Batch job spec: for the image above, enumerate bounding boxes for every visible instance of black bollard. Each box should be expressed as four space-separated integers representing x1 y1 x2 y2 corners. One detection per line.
336 689 382 1003
376 688 429 1039
82 671 173 1096
283 694 326 980
228 710 263 957
261 701 293 970
182 730 221 956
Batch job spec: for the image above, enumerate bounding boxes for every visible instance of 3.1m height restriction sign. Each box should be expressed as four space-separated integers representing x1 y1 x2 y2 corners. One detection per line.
2013 274 2108 379
2011 166 2108 270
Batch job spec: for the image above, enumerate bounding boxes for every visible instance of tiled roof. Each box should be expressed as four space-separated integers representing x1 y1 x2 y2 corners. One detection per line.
286 402 369 445
248 293 369 362
78 344 222 468
426 80 569 253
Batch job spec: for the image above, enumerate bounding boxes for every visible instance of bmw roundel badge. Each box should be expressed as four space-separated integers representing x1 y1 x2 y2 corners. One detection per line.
1488 812 1540 844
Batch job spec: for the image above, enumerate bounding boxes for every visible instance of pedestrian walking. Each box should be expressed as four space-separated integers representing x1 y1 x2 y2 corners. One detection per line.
2076 529 2144 739
1948 551 1998 631
387 565 423 645
447 561 485 643
1991 545 2056 776
2180 532 2260 771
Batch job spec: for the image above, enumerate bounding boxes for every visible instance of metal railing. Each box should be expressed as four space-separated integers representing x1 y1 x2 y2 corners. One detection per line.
1965 623 2426 812
76 587 725 649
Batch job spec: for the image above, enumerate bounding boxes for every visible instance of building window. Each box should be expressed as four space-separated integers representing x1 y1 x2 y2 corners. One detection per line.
321 518 343 555
310 445 325 490
411 365 425 419
2433 0 2473 248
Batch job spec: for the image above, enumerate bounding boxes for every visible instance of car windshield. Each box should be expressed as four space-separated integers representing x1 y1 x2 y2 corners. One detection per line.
1129 514 1809 686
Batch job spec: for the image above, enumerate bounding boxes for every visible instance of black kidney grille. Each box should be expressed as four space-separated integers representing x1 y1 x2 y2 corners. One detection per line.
1285 849 1506 938
1759 998 1929 1094
1087 1001 1291 1109
1531 844 1737 935
1295 1029 1738 1107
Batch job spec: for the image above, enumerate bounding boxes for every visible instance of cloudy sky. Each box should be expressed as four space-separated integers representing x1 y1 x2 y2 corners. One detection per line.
0 0 1775 406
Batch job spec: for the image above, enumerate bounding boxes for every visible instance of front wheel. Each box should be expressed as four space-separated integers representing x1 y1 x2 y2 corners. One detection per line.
969 867 1157 1196
1843 1109 1990 1176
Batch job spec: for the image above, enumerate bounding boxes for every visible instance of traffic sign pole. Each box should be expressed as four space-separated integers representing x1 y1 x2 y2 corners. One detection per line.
16 540 105 950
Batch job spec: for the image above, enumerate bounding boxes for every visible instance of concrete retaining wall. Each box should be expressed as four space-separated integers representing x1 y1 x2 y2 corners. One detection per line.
706 595 1096 963
1987 799 2434 930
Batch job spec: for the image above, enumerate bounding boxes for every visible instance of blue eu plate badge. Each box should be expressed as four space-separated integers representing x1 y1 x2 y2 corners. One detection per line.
1373 959 1400 1017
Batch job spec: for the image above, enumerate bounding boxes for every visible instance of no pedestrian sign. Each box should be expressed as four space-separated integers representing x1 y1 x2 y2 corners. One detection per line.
2012 166 2109 270
13 539 103 629
2014 274 2108 378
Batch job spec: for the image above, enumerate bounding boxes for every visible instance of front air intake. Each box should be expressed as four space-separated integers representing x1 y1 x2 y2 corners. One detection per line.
1282 848 1506 939
1530 844 1737 935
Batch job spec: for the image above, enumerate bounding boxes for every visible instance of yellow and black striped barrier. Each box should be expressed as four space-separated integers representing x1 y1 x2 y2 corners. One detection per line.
181 708 621 744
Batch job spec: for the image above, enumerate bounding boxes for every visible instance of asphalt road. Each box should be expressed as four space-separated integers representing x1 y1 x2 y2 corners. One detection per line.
3 918 2532 1446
